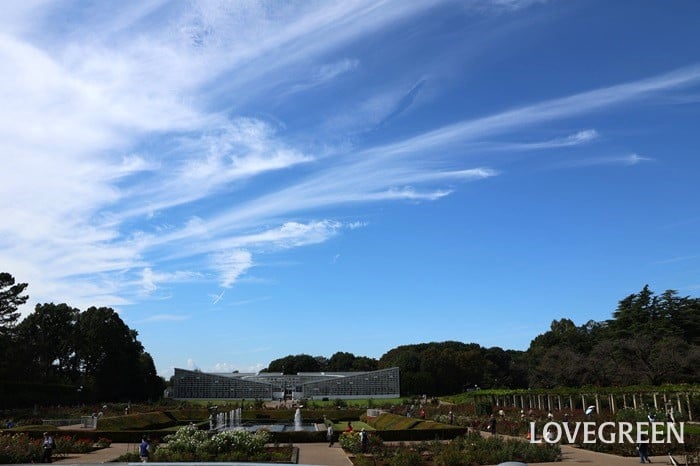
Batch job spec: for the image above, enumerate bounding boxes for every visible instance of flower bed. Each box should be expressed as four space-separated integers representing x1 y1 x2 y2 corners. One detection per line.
0 433 111 463
344 432 561 466
116 424 295 463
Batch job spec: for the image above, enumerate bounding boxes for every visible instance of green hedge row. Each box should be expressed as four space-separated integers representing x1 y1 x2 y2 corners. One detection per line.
366 412 457 431
96 411 174 430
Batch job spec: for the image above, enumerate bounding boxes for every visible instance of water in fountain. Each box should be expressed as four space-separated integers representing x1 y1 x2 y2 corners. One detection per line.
294 408 302 431
230 408 242 428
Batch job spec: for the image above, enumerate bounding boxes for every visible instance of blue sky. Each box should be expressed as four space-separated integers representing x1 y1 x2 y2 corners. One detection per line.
2 0 699 377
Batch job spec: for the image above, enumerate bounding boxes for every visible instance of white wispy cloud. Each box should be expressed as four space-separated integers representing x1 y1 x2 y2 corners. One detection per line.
286 58 360 94
480 129 600 151
140 268 202 295
368 65 700 158
560 153 653 168
212 250 254 288
1 0 698 315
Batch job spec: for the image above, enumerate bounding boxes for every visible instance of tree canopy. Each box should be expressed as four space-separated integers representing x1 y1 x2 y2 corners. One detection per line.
0 273 164 406
2 271 698 403
263 286 699 395
0 272 28 331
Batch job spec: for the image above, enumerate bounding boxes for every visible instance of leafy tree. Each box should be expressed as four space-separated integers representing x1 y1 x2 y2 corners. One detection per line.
265 354 322 374
351 356 378 372
483 347 528 388
75 306 147 400
138 352 166 400
15 303 80 383
0 272 28 331
0 273 29 380
657 290 700 344
328 352 356 371
314 355 329 371
527 286 700 387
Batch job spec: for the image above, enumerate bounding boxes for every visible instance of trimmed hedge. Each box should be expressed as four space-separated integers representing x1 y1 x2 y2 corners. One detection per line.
367 412 457 431
96 411 174 430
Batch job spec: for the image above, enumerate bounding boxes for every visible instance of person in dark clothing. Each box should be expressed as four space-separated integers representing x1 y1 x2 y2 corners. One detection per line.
42 432 55 463
360 429 368 453
488 415 497 435
139 436 150 463
638 434 652 463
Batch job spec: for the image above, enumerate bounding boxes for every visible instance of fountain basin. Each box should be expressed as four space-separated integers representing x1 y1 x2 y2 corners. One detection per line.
219 423 317 432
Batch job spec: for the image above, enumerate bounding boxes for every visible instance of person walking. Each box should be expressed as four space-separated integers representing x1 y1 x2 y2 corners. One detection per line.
42 432 55 463
638 434 652 463
327 424 334 447
360 428 368 453
139 436 150 463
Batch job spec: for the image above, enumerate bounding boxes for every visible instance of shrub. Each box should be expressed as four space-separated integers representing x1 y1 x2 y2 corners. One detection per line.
96 437 112 448
389 449 424 466
353 454 375 466
55 435 94 453
0 433 42 463
339 431 384 454
434 442 467 466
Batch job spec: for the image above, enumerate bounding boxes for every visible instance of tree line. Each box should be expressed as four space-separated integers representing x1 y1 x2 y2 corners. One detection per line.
0 273 164 407
2 269 699 403
263 285 699 395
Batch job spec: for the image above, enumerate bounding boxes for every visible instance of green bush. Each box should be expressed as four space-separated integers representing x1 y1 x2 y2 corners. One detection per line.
339 431 384 454
353 454 375 466
389 449 424 466
434 442 467 466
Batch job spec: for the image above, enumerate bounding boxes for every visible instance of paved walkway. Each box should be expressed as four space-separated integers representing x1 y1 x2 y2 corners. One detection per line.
42 441 679 465
53 442 136 464
297 444 353 466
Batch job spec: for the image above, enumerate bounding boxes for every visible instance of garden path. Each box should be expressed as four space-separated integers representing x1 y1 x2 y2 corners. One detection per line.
43 441 677 466
52 441 135 463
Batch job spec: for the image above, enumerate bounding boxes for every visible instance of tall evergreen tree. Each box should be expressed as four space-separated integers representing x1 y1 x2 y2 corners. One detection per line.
0 272 28 331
